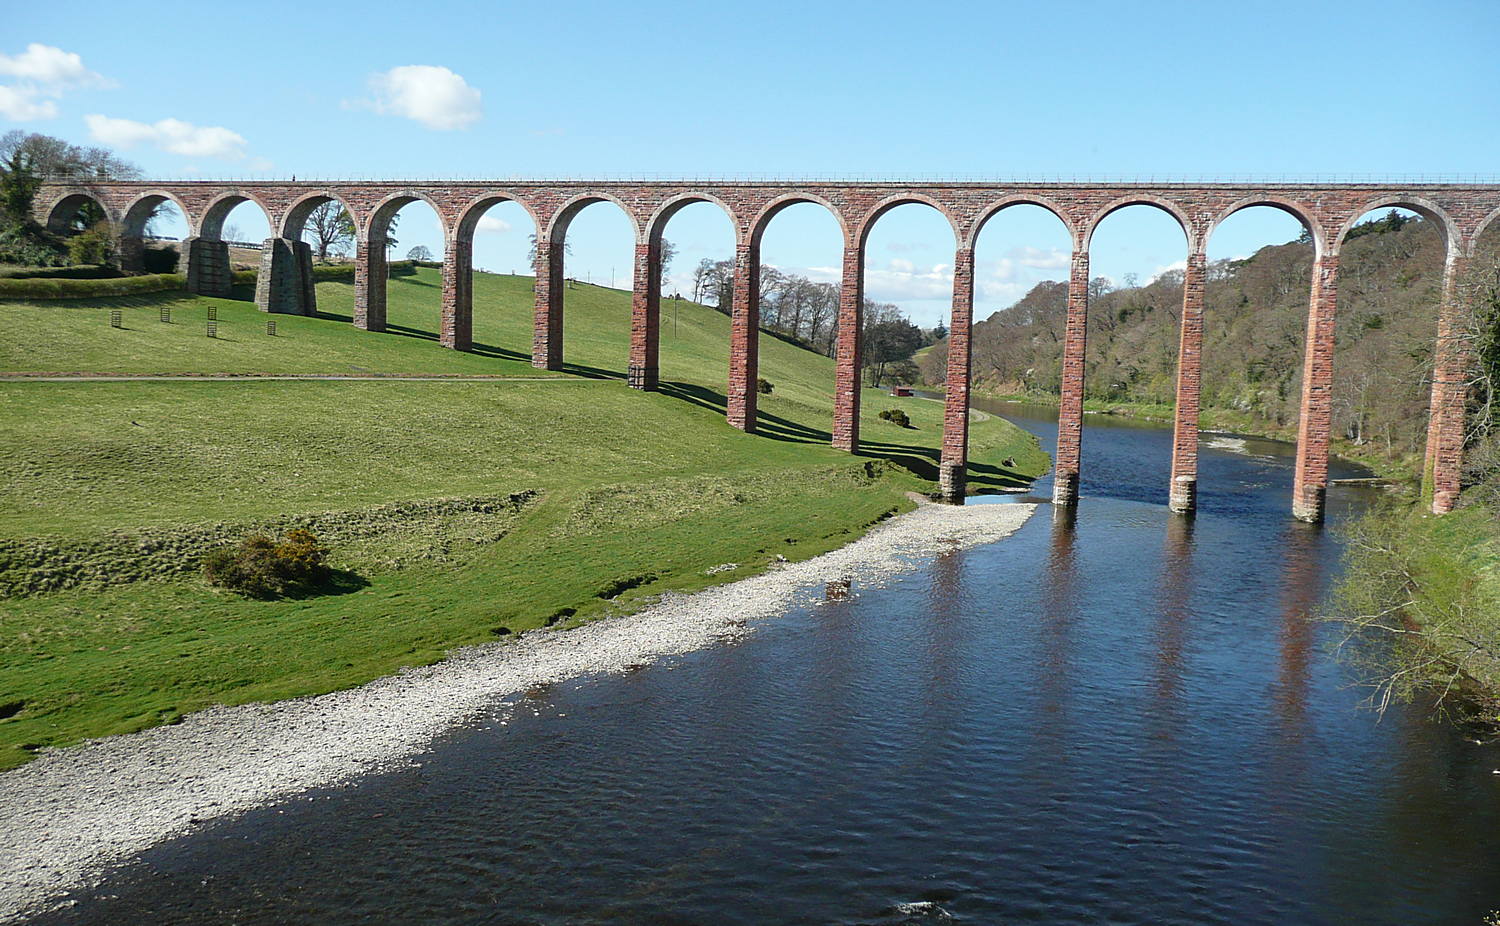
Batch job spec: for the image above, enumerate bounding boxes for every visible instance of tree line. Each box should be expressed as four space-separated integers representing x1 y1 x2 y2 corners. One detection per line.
688 257 940 385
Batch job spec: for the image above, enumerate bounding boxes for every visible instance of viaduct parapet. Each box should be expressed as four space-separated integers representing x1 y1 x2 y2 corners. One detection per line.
35 179 1500 521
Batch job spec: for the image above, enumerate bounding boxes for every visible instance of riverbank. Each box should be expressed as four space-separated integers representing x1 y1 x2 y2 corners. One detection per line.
1333 496 1500 723
0 270 1049 771
0 499 1036 921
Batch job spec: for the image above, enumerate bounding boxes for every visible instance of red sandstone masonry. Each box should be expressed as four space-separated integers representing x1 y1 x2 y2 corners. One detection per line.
1429 254 1471 513
727 242 760 431
832 243 864 452
441 236 472 352
628 241 661 390
1170 251 1208 513
1054 249 1090 505
1292 256 1340 522
940 247 975 500
36 180 1500 519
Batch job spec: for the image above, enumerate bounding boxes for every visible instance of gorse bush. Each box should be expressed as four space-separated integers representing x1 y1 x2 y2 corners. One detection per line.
203 529 331 599
756 377 774 395
66 225 114 267
878 408 911 428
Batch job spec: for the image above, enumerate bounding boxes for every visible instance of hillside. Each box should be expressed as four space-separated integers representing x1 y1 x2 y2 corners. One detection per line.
0 269 1048 769
922 216 1499 473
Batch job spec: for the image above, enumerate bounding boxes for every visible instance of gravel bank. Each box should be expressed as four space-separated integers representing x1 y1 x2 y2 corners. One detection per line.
0 498 1035 920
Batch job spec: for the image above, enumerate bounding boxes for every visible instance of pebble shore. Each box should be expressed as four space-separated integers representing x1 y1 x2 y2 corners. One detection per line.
0 498 1035 920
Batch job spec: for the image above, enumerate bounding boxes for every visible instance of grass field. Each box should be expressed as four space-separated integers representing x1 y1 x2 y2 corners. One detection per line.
0 269 1049 769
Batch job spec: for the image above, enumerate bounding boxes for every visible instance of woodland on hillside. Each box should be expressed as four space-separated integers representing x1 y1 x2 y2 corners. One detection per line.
920 214 1500 468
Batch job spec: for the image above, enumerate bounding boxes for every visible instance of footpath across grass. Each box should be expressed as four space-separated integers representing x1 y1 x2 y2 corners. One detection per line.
0 270 1049 770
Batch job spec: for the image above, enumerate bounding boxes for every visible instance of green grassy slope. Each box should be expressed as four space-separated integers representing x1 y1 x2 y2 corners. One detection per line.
0 270 1049 769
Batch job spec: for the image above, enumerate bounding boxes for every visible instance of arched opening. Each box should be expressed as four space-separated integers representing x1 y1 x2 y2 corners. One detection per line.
1330 202 1456 510
968 201 1077 489
750 198 846 439
857 199 957 467
548 197 637 377
187 195 274 298
645 198 737 398
1080 202 1191 506
44 192 109 237
1202 204 1319 512
360 195 447 341
253 192 358 318
457 196 539 361
120 193 189 274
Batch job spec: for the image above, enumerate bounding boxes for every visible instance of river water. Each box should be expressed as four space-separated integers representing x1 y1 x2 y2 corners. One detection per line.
28 402 1500 925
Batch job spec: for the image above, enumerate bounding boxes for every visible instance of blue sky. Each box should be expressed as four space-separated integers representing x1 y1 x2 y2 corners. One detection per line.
6 0 1498 324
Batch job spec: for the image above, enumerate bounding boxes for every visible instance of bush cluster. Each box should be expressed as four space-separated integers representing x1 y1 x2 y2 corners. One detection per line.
0 273 187 300
66 226 114 267
203 529 331 599
878 408 912 428
142 247 179 274
756 377 774 395
0 264 120 280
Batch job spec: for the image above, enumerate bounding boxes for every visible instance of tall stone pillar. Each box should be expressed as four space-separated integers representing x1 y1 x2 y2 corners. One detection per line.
1053 247 1090 506
117 235 146 274
940 246 975 501
628 239 662 390
532 237 564 370
832 241 865 452
255 238 307 315
442 237 473 351
354 238 388 331
727 241 761 432
182 237 231 297
1292 254 1340 522
294 240 316 316
1169 250 1208 514
1424 251 1471 514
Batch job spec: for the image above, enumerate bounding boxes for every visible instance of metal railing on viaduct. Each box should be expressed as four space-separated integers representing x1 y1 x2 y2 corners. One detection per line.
34 179 1500 522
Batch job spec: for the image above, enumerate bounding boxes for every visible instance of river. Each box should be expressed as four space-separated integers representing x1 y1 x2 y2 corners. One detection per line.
25 401 1500 924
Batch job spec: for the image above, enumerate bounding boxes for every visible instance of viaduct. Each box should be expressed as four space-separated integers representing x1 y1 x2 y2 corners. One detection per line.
34 179 1500 522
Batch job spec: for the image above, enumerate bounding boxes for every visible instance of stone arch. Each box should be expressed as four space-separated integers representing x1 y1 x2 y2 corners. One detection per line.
748 193 849 246
199 190 275 240
1330 195 1458 257
367 190 451 241
856 192 960 249
43 190 112 235
120 190 191 238
455 192 542 241
966 194 1077 249
1473 205 1500 257
1207 195 1325 258
1084 194 1194 250
545 192 642 242
280 191 360 241
645 192 738 246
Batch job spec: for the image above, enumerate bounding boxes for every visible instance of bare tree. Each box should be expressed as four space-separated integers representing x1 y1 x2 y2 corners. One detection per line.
304 202 354 259
407 245 434 261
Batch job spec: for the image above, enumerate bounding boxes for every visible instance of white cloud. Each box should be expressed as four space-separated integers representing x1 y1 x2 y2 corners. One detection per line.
1148 259 1187 283
352 65 482 131
476 214 510 234
0 43 110 122
85 114 249 160
0 84 55 120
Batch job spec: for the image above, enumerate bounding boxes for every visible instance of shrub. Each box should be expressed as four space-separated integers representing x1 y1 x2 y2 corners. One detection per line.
0 227 66 267
0 273 185 300
0 264 120 280
203 529 331 599
878 408 912 428
67 225 115 267
142 246 179 274
756 377 774 395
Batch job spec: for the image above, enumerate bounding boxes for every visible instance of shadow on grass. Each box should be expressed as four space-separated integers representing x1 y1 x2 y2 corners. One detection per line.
655 380 1036 491
277 568 371 600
